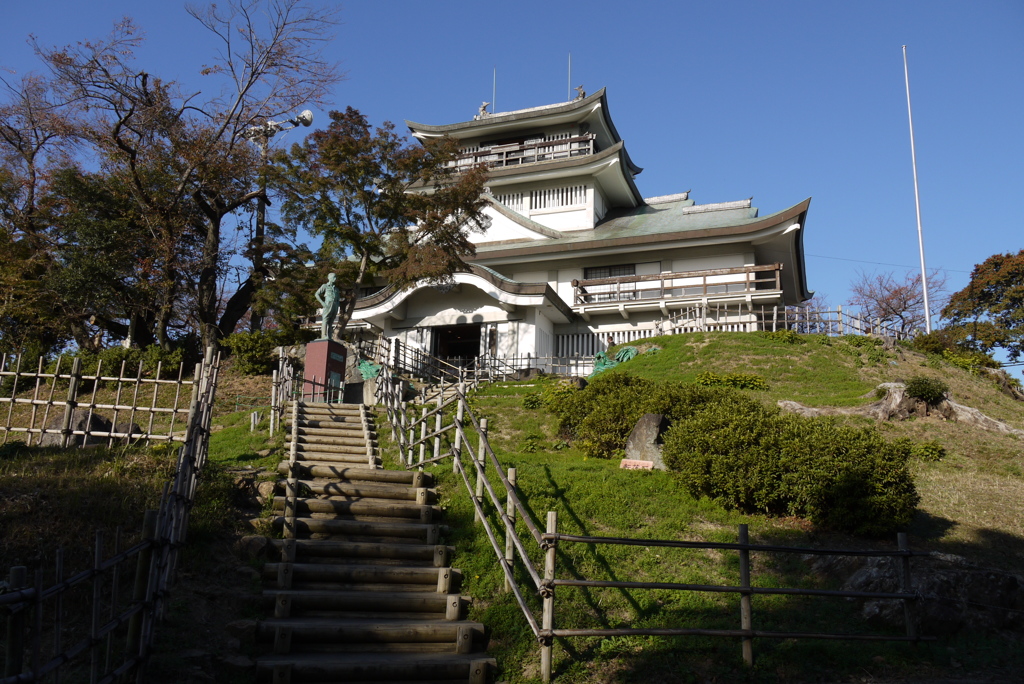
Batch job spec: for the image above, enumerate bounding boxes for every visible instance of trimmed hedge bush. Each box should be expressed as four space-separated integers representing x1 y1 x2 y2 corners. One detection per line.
551 372 764 460
662 407 919 536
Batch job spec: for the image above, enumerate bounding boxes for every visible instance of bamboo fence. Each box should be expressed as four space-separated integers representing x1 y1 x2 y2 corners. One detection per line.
0 355 195 448
1 348 221 684
373 359 934 682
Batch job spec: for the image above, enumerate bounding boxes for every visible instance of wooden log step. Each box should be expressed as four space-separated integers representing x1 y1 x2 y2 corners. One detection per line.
264 562 453 588
272 517 441 544
263 589 463 618
255 651 493 683
290 413 366 423
272 498 437 521
279 463 430 487
280 480 434 504
269 540 450 566
256 617 484 647
294 425 367 436
293 447 373 460
296 434 369 447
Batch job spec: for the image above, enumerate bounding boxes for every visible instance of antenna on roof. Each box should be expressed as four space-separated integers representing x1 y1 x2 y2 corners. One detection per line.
567 52 572 101
492 67 497 115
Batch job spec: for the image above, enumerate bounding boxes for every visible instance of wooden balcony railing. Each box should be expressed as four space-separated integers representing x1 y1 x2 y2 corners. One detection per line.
572 264 783 306
454 134 596 170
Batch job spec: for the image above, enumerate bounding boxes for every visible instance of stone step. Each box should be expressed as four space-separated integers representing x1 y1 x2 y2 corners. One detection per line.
279 463 430 487
269 540 450 567
272 517 442 544
255 652 493 683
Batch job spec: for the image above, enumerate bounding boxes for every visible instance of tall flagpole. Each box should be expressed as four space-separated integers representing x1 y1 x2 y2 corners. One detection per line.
903 45 932 333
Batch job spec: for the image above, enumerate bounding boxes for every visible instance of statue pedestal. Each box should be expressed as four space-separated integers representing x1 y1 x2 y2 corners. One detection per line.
304 339 347 403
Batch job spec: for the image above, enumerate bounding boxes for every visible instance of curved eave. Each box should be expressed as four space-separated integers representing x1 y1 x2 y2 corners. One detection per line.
407 88 609 137
407 88 642 177
484 141 644 208
352 266 574 324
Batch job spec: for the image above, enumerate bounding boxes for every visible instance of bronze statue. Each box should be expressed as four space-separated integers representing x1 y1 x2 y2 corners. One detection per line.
315 273 340 340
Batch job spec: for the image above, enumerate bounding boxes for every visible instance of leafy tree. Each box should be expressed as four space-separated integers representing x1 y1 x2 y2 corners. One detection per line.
848 269 948 335
942 249 1024 361
271 107 489 336
25 1 342 349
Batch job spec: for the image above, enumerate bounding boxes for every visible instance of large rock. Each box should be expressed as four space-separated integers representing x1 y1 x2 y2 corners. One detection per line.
809 554 1024 635
38 409 112 447
624 413 670 470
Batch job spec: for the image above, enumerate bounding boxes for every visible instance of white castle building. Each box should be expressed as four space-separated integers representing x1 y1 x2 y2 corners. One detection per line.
350 88 811 363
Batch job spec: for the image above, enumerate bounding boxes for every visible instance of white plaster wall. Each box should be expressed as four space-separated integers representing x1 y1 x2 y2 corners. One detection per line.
510 270 548 283
471 206 547 244
528 206 592 231
670 253 745 272
402 286 510 326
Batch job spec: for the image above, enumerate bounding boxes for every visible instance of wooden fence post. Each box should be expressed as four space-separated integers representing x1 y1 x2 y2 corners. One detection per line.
503 468 517 593
898 532 918 642
738 524 753 667
60 357 82 449
474 418 488 523
4 566 28 677
126 510 158 663
540 511 557 683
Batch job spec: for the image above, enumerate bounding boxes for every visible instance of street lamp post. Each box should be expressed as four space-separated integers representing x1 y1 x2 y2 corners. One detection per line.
244 109 313 332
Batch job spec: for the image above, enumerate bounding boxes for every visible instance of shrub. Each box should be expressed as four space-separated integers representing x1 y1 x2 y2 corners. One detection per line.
552 373 764 459
541 383 580 412
761 329 804 344
221 330 281 376
911 440 947 462
663 409 919 536
846 334 883 348
904 376 948 405
522 394 543 409
694 371 769 391
941 349 999 373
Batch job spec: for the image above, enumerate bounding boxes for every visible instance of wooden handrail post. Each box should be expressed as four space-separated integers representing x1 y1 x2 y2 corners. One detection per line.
898 532 918 643
474 418 488 523
419 406 428 467
738 524 753 666
541 511 557 683
503 468 517 593
4 566 28 677
452 385 465 473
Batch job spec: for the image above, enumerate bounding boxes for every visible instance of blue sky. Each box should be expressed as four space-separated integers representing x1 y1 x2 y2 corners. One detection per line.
3 1 1022 348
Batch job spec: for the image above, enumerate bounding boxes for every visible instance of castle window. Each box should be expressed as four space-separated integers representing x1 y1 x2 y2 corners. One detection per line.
530 185 587 210
584 264 635 280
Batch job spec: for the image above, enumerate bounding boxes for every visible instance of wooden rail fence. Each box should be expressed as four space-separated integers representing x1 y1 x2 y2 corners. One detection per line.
374 359 933 682
1 349 221 684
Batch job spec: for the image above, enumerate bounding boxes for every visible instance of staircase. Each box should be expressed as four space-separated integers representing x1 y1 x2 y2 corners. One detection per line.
256 401 494 683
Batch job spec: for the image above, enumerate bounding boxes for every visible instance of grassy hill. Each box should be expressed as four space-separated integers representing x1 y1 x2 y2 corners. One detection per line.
401 332 1024 683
